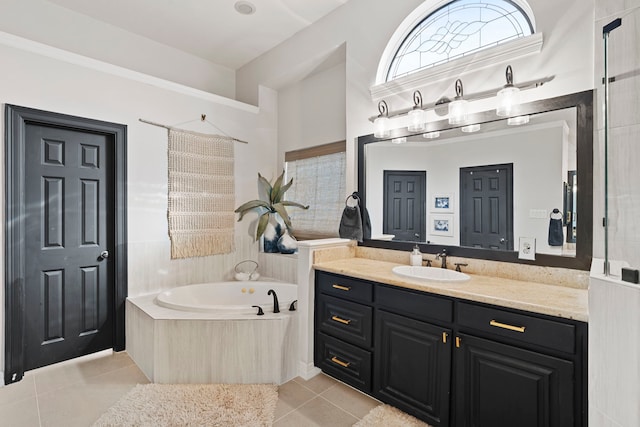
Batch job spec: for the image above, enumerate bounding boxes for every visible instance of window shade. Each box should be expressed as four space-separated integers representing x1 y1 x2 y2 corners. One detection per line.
285 142 346 240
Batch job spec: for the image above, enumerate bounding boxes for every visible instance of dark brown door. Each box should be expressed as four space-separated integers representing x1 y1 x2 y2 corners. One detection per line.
23 124 114 370
460 164 513 250
383 171 426 241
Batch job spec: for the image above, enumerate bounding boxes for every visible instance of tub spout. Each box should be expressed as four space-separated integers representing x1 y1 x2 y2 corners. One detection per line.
267 289 280 313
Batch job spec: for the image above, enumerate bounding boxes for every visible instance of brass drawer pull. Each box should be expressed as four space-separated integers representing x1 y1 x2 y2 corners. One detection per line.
490 319 526 333
331 356 351 368
331 315 352 325
332 284 351 291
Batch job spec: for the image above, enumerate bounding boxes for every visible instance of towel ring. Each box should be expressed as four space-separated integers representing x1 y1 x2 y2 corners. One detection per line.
345 192 361 206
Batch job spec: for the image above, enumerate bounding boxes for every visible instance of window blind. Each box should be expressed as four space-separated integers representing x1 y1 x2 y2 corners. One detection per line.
285 141 346 240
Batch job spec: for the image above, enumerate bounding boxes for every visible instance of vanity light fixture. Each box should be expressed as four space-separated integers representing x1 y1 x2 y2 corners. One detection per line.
373 100 390 138
422 131 440 139
461 124 481 133
391 137 407 144
448 79 469 125
407 91 427 132
496 65 521 116
507 115 530 125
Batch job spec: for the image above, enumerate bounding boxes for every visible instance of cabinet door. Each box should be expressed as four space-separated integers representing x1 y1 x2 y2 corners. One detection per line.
375 310 452 426
454 333 574 427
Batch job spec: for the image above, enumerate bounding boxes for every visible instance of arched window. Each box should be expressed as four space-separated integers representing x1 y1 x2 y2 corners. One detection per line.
386 0 534 82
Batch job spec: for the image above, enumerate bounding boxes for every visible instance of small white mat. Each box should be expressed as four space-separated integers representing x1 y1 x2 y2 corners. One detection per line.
354 404 433 427
92 383 277 427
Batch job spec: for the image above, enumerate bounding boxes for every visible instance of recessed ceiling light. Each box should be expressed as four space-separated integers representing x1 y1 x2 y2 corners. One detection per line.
234 1 256 15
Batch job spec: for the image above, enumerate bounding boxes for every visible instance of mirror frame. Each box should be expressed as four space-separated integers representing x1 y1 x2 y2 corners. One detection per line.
357 90 593 270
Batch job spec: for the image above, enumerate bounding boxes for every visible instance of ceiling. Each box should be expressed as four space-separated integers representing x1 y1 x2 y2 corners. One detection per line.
47 0 349 70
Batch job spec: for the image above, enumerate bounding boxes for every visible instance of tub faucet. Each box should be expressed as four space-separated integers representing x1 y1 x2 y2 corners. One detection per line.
436 249 448 269
267 289 280 313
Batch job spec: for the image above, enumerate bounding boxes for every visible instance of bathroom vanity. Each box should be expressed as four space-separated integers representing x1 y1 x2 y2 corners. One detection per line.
313 257 587 427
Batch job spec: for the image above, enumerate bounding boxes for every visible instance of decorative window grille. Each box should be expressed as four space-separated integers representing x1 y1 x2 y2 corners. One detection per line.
285 141 346 240
387 0 533 81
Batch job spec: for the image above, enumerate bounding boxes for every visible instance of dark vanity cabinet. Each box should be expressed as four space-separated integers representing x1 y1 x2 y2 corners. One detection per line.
454 302 581 426
314 270 588 427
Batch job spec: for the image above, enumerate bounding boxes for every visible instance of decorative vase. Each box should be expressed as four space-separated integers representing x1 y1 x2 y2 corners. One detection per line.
277 231 298 254
262 215 283 253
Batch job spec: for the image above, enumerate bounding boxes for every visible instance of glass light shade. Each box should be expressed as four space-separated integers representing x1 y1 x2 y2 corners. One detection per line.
507 115 530 125
496 85 521 116
373 116 390 138
391 137 407 144
448 98 469 124
461 124 481 133
422 131 440 139
407 108 427 132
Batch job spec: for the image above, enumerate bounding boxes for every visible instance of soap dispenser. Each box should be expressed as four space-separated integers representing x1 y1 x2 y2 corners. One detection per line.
410 244 422 266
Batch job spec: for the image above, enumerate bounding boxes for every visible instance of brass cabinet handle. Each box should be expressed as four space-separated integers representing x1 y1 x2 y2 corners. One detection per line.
332 284 351 291
331 356 351 368
442 332 448 344
456 336 461 348
490 319 526 333
331 315 352 325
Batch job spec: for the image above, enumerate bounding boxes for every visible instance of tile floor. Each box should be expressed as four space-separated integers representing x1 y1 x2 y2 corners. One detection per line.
0 350 380 427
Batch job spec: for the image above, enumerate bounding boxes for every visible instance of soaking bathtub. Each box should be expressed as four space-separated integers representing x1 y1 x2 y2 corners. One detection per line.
155 281 297 314
126 280 299 385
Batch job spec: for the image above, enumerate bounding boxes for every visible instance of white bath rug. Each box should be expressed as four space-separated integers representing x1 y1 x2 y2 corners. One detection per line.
92 383 278 427
354 404 433 427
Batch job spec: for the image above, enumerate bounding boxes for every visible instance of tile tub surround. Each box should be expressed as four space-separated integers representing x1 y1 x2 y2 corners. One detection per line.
313 255 588 322
126 294 299 385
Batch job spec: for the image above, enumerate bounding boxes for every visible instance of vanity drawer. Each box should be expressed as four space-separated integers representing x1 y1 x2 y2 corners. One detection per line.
377 285 453 324
316 271 373 304
457 302 576 354
317 332 372 392
317 294 373 348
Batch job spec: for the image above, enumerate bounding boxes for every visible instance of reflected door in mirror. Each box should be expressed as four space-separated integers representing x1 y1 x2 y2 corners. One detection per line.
383 171 426 241
460 164 513 250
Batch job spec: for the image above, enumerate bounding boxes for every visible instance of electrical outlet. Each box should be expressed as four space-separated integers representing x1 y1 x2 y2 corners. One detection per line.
518 237 536 260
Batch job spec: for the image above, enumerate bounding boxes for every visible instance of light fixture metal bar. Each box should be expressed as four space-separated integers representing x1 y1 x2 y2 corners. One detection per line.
368 76 554 122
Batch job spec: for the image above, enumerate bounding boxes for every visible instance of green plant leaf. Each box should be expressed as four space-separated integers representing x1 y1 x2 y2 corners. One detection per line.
270 170 285 203
281 200 309 210
257 173 273 203
274 176 293 202
272 203 293 230
256 212 271 241
234 200 270 221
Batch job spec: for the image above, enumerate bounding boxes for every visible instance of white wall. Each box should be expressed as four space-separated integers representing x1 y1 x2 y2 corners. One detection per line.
277 53 346 171
0 0 235 98
0 37 279 375
366 123 568 253
237 0 595 193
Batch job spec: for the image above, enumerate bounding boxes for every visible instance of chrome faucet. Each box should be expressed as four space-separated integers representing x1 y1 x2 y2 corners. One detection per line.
436 249 448 269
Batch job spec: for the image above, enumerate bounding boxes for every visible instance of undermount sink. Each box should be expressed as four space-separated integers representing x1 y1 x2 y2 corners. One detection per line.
392 265 470 283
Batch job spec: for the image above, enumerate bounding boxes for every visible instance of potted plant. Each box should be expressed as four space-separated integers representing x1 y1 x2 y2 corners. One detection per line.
235 171 309 253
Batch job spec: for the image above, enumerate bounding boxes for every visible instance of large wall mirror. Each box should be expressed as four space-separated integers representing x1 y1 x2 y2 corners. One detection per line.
357 90 593 270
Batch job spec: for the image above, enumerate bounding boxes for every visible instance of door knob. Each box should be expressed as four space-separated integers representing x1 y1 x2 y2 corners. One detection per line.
500 238 507 244
98 250 110 261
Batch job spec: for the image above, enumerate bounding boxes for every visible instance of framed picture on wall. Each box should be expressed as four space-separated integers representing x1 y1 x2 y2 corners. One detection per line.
431 193 454 213
430 214 454 236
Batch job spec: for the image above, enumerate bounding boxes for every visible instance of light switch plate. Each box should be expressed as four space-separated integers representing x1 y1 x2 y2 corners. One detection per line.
518 237 536 260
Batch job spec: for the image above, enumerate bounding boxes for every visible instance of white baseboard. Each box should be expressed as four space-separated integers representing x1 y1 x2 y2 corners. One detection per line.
298 362 321 381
